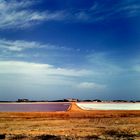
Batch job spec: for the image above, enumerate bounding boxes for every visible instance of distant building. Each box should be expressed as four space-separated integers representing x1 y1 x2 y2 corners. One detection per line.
17 99 29 102
64 98 78 102
93 99 102 102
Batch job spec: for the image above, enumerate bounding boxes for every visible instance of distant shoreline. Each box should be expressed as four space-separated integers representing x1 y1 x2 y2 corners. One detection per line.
0 101 140 104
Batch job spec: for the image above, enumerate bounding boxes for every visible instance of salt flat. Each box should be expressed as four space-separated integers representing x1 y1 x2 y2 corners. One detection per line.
76 102 140 110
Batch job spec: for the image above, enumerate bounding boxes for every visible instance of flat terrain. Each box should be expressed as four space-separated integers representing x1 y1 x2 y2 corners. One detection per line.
0 103 140 140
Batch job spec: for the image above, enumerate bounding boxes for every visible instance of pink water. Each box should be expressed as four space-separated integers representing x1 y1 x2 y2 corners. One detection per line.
0 103 71 112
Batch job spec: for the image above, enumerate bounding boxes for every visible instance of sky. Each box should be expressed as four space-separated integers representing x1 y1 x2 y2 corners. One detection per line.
0 0 140 101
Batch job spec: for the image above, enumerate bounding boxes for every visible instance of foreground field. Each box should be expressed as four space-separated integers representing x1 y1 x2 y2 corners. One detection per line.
0 103 140 140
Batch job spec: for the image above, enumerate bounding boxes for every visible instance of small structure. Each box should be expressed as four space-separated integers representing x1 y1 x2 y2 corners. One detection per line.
93 99 102 102
64 98 78 102
17 99 29 102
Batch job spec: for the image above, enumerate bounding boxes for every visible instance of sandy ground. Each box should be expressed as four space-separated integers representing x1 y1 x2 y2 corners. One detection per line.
0 102 140 140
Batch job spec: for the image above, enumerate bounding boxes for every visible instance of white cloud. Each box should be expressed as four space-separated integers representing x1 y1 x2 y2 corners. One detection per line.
0 60 94 93
0 61 108 100
0 61 91 77
0 0 66 29
77 82 106 90
0 39 42 51
0 38 73 52
0 0 139 29
0 39 124 79
0 0 34 10
0 0 138 28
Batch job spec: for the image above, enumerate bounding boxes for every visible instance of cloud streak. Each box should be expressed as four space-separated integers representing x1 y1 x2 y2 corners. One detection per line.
0 0 139 29
0 38 125 78
0 39 42 51
0 61 91 77
66 0 140 22
76 82 106 90
0 38 73 52
0 38 84 67
0 0 65 29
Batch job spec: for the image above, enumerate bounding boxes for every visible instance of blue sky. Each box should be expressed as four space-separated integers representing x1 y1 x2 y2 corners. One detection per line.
0 0 140 101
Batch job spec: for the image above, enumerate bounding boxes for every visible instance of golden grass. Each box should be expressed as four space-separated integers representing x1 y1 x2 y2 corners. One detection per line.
0 102 140 139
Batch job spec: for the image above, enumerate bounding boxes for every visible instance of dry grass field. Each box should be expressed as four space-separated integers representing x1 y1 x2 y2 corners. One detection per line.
0 102 140 140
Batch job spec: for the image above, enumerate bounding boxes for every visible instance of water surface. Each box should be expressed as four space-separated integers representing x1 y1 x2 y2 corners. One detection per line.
0 103 71 112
